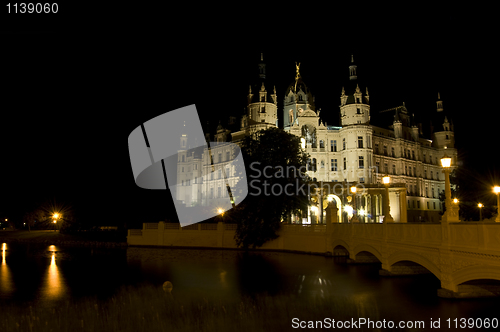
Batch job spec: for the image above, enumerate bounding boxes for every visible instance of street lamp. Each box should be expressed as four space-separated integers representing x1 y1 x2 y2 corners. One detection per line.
478 203 483 221
494 186 500 222
52 213 60 232
350 186 358 223
440 155 459 222
382 176 394 223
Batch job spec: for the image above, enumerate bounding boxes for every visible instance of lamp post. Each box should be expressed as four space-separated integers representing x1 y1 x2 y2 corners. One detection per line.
478 203 483 221
53 213 59 232
350 186 359 223
382 176 394 223
217 208 225 224
440 156 459 222
494 186 500 222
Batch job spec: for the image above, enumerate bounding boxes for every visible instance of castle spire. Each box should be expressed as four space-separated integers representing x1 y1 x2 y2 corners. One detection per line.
436 92 443 112
349 54 357 80
258 53 266 79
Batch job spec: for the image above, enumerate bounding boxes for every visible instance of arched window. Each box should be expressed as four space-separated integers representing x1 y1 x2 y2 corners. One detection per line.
319 140 324 148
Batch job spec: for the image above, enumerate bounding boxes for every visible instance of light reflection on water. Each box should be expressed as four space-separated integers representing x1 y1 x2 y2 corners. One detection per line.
42 245 66 300
1 243 14 298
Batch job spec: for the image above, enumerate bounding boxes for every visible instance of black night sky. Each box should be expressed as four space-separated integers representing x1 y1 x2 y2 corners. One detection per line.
1 6 498 226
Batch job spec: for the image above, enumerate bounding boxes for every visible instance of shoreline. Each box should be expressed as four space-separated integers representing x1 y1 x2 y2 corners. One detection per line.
0 230 128 248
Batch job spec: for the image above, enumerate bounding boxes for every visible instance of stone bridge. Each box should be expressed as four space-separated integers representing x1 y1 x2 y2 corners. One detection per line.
128 220 500 298
331 222 500 298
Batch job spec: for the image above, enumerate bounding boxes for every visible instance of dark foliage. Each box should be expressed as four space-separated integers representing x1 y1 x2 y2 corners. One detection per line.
229 128 310 249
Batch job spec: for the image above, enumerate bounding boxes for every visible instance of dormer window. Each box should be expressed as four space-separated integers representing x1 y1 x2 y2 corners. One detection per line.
357 108 361 114
298 95 303 101
261 96 265 102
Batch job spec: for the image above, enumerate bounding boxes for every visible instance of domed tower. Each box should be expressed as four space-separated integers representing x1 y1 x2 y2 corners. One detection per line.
432 92 455 149
339 55 373 183
283 62 315 130
242 53 278 132
339 55 370 126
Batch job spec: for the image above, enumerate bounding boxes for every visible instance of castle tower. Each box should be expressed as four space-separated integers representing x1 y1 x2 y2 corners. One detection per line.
242 53 278 131
283 62 315 130
339 55 370 126
432 93 455 149
339 55 373 183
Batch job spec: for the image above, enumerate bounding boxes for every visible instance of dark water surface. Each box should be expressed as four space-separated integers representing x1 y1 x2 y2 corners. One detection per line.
1 242 499 329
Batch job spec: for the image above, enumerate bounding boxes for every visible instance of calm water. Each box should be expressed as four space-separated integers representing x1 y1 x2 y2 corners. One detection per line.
1 242 499 327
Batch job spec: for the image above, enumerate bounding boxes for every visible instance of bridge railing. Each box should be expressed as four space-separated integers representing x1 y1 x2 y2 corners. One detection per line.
331 222 500 254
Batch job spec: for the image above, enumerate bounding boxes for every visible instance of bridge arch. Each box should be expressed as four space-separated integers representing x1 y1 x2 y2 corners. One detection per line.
453 265 500 286
387 251 441 279
352 244 383 263
331 239 350 252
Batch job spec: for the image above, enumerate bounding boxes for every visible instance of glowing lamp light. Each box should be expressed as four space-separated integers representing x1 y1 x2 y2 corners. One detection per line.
344 205 353 215
359 208 366 216
494 186 500 194
310 206 318 214
217 208 224 214
453 198 459 204
327 195 334 202
350 186 357 194
478 203 483 208
300 137 306 149
53 213 59 219
440 156 452 168
382 176 390 185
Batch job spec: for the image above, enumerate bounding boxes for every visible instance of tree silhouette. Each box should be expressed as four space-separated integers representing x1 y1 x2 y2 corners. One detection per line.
229 127 310 249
